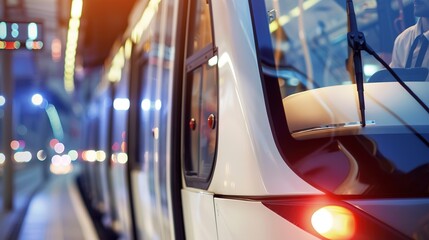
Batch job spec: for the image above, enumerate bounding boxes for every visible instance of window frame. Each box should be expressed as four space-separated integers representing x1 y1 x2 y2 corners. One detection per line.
182 0 219 190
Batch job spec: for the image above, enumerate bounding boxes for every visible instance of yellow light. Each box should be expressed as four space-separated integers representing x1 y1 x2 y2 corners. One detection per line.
131 0 160 43
269 0 321 33
96 150 106 162
63 0 83 93
0 153 5 164
68 18 80 30
124 38 132 59
311 206 355 240
117 153 128 164
84 150 96 162
71 0 83 18
107 46 126 82
68 150 78 161
14 151 32 163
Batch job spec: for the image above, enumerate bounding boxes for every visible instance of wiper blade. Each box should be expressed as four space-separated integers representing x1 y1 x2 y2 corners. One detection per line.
346 0 429 122
346 0 366 127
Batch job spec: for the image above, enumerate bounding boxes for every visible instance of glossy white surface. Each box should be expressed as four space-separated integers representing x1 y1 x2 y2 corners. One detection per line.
111 164 132 239
181 189 218 240
215 198 318 240
208 0 320 196
283 82 429 139
131 170 163 240
127 0 179 238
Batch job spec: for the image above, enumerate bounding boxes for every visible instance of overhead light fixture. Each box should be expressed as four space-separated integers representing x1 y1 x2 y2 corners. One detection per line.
63 0 83 93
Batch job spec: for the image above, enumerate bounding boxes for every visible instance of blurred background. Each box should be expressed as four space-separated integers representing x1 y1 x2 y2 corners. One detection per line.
0 0 135 237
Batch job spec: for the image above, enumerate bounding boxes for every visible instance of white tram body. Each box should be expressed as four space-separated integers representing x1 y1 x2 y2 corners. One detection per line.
80 0 429 239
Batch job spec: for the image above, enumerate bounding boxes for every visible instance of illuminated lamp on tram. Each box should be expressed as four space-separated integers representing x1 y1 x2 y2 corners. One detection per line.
263 197 407 239
311 205 355 239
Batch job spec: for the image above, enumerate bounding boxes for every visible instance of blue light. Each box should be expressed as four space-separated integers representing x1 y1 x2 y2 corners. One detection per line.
113 98 130 111
11 23 19 38
0 95 5 106
141 99 151 111
31 93 44 106
155 99 162 110
28 22 38 40
0 22 6 39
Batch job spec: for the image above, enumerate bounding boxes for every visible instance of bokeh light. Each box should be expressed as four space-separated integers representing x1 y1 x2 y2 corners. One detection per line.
54 142 65 154
31 93 44 106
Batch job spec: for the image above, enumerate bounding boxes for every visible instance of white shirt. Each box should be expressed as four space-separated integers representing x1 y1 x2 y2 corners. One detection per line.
390 18 429 68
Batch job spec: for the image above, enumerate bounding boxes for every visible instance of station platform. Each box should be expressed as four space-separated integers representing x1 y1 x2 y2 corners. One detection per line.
17 169 99 240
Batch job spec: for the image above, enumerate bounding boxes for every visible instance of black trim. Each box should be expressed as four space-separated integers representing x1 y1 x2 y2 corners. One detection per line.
170 0 188 239
125 42 140 240
247 0 290 161
76 175 119 240
186 44 217 72
130 53 149 168
106 83 120 227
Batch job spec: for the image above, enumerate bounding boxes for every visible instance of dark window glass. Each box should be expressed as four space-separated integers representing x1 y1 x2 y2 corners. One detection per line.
186 67 203 174
253 0 429 197
183 0 218 188
185 63 217 179
187 0 213 57
139 61 156 173
198 64 217 179
284 132 429 197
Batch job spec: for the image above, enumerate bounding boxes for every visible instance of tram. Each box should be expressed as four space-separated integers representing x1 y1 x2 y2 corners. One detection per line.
80 0 429 239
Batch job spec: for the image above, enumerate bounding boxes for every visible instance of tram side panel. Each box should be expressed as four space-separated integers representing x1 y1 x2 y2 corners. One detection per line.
108 42 135 239
96 88 116 229
127 0 182 238
180 0 319 239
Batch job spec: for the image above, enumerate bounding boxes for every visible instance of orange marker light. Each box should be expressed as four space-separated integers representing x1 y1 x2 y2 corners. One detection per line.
311 206 355 240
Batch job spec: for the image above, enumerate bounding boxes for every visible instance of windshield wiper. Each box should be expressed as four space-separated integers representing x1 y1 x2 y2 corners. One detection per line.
346 0 366 127
346 0 429 126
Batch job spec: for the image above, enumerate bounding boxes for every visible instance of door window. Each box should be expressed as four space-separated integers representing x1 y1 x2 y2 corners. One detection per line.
183 0 218 189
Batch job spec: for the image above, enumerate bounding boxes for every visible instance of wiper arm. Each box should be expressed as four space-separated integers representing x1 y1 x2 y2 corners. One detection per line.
346 0 367 127
346 0 429 123
370 53 429 116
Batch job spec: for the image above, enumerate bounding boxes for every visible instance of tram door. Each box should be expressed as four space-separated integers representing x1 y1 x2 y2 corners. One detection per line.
181 0 220 239
131 0 181 239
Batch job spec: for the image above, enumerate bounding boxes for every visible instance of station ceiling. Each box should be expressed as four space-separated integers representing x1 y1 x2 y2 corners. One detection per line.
2 0 136 112
79 0 136 68
3 0 135 68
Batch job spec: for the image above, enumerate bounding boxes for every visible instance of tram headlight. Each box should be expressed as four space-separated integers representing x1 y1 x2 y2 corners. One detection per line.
311 205 355 239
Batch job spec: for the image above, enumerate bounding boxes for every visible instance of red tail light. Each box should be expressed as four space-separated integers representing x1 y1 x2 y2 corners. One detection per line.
262 197 408 239
311 206 355 239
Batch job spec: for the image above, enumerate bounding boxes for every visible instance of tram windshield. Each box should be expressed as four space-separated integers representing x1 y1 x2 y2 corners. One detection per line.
259 0 429 197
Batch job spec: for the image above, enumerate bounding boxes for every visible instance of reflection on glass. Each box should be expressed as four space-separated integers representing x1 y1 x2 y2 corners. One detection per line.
261 0 429 197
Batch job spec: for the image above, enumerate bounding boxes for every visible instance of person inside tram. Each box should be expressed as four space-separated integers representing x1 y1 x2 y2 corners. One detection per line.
390 0 429 69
